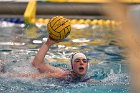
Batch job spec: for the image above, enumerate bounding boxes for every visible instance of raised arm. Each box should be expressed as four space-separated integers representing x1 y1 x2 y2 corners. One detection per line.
32 38 65 74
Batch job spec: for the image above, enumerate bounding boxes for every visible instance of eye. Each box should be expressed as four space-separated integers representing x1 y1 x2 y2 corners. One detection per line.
83 59 88 63
75 59 80 63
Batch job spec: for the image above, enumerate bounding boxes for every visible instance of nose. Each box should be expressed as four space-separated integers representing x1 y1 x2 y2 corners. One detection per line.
80 59 84 65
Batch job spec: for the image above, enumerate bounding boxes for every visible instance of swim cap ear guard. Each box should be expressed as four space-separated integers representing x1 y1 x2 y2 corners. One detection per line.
70 53 76 70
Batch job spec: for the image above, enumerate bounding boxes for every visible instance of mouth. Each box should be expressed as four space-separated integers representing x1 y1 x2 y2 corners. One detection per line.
79 67 84 72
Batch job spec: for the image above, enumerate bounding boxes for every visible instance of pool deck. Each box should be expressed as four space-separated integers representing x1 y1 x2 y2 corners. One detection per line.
0 1 138 19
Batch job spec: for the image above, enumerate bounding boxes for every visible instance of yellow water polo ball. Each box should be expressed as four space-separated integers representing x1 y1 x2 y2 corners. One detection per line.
47 16 71 41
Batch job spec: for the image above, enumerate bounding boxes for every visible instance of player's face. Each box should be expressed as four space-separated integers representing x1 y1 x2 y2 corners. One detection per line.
72 57 88 76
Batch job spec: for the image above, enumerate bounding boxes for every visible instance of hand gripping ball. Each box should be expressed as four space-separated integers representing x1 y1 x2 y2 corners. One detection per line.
47 16 71 41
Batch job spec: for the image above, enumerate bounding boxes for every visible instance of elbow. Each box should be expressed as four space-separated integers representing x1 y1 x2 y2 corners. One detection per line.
32 61 43 73
32 59 40 68
32 57 39 67
32 60 37 67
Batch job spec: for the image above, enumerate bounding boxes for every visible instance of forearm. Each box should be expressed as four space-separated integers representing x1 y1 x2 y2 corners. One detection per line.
33 44 49 65
32 40 52 67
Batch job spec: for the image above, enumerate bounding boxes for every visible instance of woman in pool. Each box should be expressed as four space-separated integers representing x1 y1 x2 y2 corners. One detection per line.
0 37 98 83
32 37 91 82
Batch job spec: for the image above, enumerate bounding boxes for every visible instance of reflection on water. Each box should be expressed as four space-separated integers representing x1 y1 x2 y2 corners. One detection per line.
0 21 130 93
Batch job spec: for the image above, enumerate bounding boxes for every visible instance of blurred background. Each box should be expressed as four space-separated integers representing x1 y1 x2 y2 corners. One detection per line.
0 0 140 93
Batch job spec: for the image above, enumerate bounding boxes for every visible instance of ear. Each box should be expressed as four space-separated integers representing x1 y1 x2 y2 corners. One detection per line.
71 62 73 69
70 53 77 70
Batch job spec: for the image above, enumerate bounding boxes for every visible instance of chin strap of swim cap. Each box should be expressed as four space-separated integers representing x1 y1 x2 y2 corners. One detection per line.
70 52 87 70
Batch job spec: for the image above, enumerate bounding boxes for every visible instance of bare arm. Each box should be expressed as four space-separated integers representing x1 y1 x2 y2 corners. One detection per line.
0 71 71 79
32 38 65 75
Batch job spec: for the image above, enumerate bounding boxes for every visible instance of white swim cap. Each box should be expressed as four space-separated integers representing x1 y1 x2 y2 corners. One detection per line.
70 52 87 64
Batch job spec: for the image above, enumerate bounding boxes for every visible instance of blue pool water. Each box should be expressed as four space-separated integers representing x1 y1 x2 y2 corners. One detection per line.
0 20 130 93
